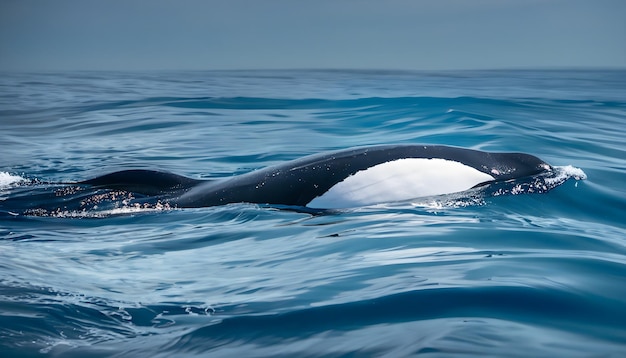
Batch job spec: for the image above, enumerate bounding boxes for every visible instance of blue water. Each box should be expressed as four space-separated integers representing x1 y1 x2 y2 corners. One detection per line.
1 70 625 357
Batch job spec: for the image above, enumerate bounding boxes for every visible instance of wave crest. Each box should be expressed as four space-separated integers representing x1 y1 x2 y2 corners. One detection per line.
0 172 26 189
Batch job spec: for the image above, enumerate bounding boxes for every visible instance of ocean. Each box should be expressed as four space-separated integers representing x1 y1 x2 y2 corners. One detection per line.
1 69 625 357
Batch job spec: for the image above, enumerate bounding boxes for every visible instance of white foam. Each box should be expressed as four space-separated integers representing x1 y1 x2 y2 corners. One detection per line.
545 165 587 186
0 172 25 189
307 158 495 209
100 202 173 216
24 201 174 218
558 165 587 180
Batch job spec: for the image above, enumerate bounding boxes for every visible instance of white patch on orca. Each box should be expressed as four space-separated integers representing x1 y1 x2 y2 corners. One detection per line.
306 158 495 209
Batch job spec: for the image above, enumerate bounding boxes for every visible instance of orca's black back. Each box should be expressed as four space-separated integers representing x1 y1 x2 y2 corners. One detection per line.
174 145 551 207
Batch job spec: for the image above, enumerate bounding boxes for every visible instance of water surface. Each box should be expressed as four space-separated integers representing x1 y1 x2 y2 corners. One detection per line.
1 70 625 357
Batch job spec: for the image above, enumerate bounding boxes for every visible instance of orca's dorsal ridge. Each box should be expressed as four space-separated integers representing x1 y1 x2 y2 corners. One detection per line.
80 169 203 196
81 145 553 209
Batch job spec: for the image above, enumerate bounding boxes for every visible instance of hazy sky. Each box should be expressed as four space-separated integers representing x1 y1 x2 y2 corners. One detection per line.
1 0 624 71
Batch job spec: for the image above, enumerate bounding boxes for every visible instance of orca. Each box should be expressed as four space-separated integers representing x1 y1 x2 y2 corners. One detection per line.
80 144 553 210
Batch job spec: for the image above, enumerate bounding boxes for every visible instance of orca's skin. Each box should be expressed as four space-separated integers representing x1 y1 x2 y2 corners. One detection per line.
81 145 553 209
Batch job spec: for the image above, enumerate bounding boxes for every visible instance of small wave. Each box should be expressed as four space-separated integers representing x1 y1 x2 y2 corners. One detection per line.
0 172 26 189
92 202 174 217
548 165 587 183
410 191 486 210
24 201 174 218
